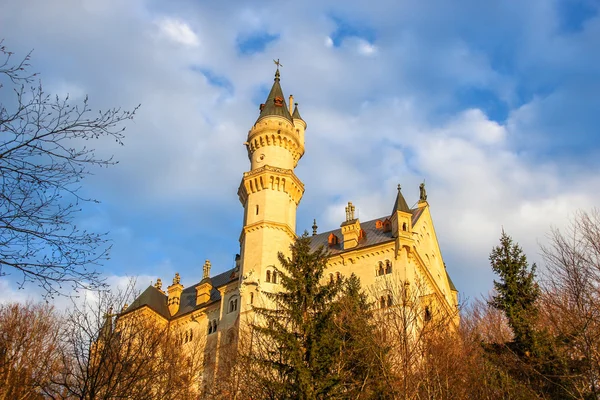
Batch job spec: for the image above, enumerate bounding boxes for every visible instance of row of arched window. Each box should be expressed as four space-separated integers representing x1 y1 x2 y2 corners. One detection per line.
380 294 393 308
179 328 194 344
265 270 278 283
207 319 218 335
376 260 392 276
329 272 342 284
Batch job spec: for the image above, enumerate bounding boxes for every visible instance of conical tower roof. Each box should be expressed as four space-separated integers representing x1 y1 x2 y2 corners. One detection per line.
292 102 303 120
256 68 293 124
392 184 411 215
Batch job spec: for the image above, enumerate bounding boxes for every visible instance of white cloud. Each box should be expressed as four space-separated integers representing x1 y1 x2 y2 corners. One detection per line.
357 39 377 56
156 17 200 47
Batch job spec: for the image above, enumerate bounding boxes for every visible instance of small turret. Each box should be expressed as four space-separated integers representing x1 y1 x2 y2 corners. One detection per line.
195 260 213 305
341 202 361 250
391 185 412 238
167 273 184 316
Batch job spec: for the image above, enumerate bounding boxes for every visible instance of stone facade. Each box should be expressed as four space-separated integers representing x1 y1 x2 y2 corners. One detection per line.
121 67 459 384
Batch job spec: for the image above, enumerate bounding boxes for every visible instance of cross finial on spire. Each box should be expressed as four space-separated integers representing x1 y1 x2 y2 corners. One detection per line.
273 59 282 81
397 184 401 192
312 219 318 236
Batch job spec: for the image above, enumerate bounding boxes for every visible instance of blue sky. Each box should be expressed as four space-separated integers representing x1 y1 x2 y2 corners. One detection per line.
1 0 599 304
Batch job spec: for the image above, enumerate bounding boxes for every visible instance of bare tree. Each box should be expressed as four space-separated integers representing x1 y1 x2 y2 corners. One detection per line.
0 40 138 298
44 282 204 399
541 209 600 398
0 302 61 400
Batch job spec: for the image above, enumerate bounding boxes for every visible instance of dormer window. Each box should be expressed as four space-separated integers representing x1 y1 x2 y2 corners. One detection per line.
274 96 284 107
328 233 339 246
375 220 383 229
383 219 392 233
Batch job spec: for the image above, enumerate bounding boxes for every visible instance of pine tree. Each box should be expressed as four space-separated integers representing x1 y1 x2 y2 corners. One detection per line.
334 274 391 399
488 230 540 355
249 233 343 400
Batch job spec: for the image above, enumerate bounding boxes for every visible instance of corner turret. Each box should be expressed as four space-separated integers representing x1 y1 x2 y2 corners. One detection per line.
391 185 412 238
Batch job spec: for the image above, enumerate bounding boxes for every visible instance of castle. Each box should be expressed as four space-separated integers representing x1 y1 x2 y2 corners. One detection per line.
123 66 458 381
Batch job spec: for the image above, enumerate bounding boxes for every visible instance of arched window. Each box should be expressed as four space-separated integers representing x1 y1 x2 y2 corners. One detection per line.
189 329 193 342
272 271 277 284
380 296 386 309
336 272 342 283
378 262 384 276
208 322 213 335
329 273 334 284
229 298 238 313
250 292 254 304
385 260 392 274
256 205 259 215
266 270 271 283
424 306 432 322
387 294 393 307
212 320 218 333
402 222 407 231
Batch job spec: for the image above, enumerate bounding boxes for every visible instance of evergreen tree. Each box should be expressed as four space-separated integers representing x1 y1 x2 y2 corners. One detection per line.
249 233 343 400
488 230 540 354
334 274 391 399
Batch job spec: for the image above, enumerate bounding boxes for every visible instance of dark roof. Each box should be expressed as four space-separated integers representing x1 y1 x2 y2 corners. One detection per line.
292 103 303 120
124 285 170 319
310 208 425 255
172 268 238 318
123 268 238 320
445 269 458 292
256 69 293 124
392 185 411 214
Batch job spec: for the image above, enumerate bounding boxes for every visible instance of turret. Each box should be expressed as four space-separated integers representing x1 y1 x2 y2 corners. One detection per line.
195 260 213 305
238 63 306 311
391 185 412 238
340 202 362 250
167 272 184 316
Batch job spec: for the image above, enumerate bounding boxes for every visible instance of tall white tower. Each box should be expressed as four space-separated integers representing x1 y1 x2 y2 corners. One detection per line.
237 67 306 310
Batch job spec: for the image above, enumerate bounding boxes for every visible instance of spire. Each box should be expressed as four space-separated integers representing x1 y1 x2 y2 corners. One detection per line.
292 102 303 120
392 184 411 215
256 64 293 124
312 219 318 236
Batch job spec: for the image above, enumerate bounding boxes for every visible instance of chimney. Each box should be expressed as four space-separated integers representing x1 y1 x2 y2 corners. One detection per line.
289 94 294 115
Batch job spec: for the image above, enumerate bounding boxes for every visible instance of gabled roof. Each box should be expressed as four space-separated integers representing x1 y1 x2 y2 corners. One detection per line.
309 208 425 255
123 267 239 320
256 69 293 124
